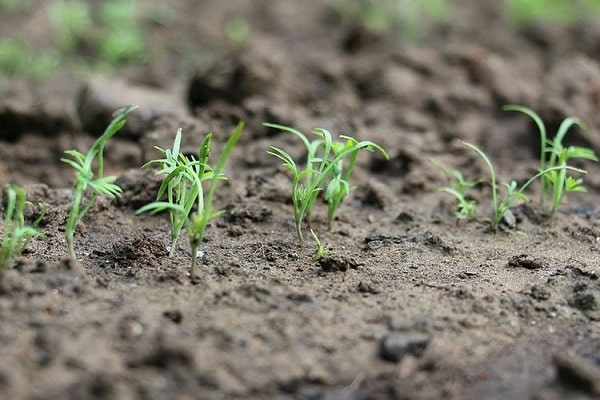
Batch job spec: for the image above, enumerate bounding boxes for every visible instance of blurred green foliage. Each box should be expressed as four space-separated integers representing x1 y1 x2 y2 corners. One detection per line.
329 0 451 42
0 0 33 12
0 0 147 79
224 17 251 44
505 0 600 26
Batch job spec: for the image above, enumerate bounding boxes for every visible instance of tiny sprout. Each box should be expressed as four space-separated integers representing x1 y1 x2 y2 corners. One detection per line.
62 105 137 258
1 184 44 269
310 228 328 260
463 141 586 231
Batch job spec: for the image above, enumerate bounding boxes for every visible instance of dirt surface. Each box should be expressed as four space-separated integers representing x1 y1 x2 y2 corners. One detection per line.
1 1 600 399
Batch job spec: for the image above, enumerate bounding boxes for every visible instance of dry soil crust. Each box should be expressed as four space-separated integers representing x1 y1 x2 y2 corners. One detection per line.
1 1 600 399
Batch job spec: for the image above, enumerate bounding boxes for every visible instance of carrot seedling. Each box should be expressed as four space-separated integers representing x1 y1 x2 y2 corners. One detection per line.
545 143 598 219
266 123 388 246
503 105 598 219
310 228 328 260
432 159 479 222
463 141 585 231
61 105 138 259
137 122 244 276
0 184 44 269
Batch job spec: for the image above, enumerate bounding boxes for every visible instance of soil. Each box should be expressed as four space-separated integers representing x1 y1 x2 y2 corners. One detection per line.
1 1 600 399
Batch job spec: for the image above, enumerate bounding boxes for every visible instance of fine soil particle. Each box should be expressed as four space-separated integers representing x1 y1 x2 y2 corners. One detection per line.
2 1 600 399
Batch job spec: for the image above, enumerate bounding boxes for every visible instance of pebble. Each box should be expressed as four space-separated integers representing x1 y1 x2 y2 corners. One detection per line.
379 332 430 363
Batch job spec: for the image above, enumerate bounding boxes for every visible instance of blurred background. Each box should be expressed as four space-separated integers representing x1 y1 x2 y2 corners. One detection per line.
1 0 599 84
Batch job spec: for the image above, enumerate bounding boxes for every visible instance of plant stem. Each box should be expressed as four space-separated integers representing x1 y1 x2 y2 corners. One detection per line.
65 188 83 258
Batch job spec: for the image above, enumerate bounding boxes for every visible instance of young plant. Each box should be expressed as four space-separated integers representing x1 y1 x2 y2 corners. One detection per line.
310 228 328 260
61 105 137 258
545 144 598 218
432 159 480 222
503 105 598 218
1 184 44 269
463 142 585 231
137 122 244 276
266 123 388 246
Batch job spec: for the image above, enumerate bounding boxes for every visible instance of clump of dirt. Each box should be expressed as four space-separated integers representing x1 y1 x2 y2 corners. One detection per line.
1 1 600 399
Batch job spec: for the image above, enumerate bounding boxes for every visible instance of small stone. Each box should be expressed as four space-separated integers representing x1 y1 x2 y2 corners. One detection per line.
501 209 516 229
318 255 361 272
163 310 183 324
379 332 430 363
357 281 380 294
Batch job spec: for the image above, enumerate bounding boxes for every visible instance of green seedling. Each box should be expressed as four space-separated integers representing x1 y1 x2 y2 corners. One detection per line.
463 141 585 231
137 129 190 258
503 105 598 218
440 187 477 222
432 159 480 221
137 122 243 276
62 105 137 258
266 123 388 246
545 143 598 218
310 228 328 260
1 184 44 269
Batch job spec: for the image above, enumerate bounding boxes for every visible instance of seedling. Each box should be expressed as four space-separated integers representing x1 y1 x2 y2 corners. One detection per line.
137 122 243 276
0 184 44 269
61 105 137 258
440 187 477 222
503 105 598 218
266 123 388 246
432 159 480 222
463 141 585 231
545 144 598 218
310 228 328 260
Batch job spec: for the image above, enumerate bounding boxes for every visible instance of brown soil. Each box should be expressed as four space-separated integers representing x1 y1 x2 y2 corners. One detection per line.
1 1 600 399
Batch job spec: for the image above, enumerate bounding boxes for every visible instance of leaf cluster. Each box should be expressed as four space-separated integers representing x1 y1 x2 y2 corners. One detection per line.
504 105 598 219
0 184 44 269
432 159 479 222
457 142 587 231
61 105 138 258
137 122 244 276
439 106 596 231
266 123 388 246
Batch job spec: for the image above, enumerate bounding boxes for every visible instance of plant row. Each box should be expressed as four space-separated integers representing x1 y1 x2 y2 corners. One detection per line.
0 105 597 273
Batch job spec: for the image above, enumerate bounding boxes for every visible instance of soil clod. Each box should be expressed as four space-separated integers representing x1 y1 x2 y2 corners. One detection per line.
508 254 546 270
379 332 431 363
